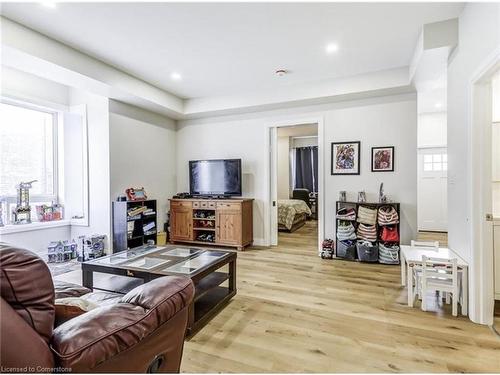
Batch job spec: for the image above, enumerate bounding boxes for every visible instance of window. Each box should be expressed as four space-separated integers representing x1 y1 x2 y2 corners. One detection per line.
423 153 447 171
0 100 58 223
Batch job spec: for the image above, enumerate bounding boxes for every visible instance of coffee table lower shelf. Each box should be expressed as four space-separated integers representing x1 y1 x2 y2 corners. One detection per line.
188 284 236 337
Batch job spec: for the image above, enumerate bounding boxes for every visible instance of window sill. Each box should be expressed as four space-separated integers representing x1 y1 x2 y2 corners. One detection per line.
0 220 71 235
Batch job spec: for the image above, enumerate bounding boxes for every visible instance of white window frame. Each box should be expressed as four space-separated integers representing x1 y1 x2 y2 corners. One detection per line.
1 97 61 224
423 152 448 172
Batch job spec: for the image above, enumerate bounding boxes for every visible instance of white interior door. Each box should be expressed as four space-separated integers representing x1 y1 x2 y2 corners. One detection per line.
418 147 448 232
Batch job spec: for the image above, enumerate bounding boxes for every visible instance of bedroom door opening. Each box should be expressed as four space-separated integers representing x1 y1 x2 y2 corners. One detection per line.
269 121 323 252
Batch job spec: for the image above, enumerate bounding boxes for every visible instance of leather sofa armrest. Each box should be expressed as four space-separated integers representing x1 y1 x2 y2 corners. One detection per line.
50 276 194 372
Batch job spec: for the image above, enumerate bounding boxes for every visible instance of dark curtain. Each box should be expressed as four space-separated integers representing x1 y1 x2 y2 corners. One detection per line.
294 146 318 193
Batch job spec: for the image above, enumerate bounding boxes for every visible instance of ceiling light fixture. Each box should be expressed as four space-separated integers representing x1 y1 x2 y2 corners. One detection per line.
435 102 443 109
40 1 56 8
171 72 182 81
325 43 339 54
275 69 288 77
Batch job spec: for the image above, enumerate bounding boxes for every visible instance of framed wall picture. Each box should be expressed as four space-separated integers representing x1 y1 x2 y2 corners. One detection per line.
371 146 395 172
331 141 361 175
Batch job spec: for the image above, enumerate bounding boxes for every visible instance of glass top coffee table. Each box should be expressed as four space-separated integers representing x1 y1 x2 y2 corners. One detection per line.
82 244 236 336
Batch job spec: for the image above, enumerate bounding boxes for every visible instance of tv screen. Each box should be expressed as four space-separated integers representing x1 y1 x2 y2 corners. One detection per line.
189 159 242 196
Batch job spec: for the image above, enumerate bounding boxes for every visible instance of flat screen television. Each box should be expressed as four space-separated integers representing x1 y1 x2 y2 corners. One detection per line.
189 159 242 197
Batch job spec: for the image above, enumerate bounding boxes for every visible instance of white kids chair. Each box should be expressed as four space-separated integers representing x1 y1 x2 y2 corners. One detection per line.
408 240 439 305
420 255 460 316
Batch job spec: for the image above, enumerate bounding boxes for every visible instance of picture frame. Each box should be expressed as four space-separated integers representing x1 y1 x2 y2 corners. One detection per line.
331 141 361 175
371 146 395 172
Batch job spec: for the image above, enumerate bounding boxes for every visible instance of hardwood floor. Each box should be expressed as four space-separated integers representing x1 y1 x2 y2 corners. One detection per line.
417 231 448 247
181 221 500 373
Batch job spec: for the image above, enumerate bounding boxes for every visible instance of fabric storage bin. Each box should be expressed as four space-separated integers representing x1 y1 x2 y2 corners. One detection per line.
378 205 399 225
379 243 400 265
357 206 378 225
356 241 379 262
380 225 399 242
357 223 377 242
337 207 356 221
336 240 357 260
337 222 357 240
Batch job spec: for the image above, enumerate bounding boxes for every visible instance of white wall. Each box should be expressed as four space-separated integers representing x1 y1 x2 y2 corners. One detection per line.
324 96 417 244
492 72 500 218
109 100 177 234
276 136 290 199
447 3 499 263
177 93 417 246
68 89 111 247
447 2 500 324
418 112 447 148
1 66 70 107
1 226 70 259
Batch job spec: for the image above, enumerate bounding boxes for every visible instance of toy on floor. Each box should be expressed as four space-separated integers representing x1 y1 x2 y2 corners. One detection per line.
321 238 335 259
47 239 78 263
78 234 106 262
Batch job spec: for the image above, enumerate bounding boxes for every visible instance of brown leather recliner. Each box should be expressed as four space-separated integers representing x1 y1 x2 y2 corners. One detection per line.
0 244 195 373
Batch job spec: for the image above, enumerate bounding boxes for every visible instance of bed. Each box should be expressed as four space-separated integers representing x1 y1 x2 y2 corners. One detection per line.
278 199 312 232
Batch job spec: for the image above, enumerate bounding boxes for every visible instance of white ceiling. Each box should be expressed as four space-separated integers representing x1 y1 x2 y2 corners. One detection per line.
0 2 464 100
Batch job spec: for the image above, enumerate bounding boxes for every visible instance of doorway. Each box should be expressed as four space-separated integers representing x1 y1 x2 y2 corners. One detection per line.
470 57 499 325
268 120 324 253
490 71 500 320
417 147 448 232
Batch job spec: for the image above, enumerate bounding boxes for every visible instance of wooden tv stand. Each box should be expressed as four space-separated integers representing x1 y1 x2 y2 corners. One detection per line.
169 198 253 251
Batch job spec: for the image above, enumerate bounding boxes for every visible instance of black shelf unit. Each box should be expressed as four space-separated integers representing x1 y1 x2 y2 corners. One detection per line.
335 201 400 263
112 199 157 253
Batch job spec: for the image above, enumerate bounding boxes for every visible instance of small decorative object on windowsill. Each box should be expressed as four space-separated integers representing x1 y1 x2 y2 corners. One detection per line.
339 191 347 202
358 191 367 203
12 180 37 225
36 202 63 222
126 187 147 201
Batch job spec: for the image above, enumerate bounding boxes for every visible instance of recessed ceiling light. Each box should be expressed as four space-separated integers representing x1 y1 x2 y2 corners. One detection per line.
275 69 288 77
40 1 56 8
171 72 182 81
435 102 443 109
325 43 339 54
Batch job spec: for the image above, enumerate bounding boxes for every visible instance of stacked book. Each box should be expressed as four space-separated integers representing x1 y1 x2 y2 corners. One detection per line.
142 208 156 216
128 206 147 217
143 221 156 236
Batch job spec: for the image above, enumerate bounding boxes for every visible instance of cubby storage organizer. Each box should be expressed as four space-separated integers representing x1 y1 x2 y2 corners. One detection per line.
335 201 400 264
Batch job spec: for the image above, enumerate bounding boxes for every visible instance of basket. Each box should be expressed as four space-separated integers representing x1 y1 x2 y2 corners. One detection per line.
379 243 400 265
357 205 378 225
336 240 357 260
356 241 379 262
